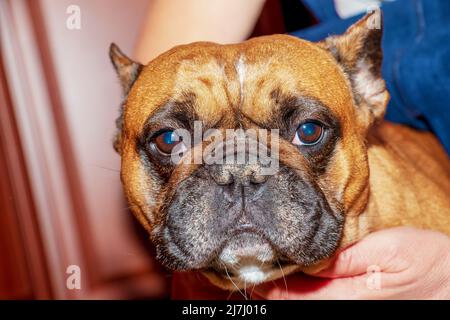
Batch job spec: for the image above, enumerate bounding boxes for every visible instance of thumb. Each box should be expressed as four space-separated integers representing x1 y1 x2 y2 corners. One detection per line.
316 228 410 279
252 274 374 300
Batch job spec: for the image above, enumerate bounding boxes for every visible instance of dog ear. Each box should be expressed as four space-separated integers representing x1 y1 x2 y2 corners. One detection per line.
318 10 389 127
109 43 143 153
109 43 143 95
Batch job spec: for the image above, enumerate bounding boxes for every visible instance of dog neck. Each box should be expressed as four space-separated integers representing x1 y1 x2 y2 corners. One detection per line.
357 121 450 239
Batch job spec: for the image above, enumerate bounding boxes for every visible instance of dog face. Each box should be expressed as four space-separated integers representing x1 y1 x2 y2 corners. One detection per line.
110 11 389 289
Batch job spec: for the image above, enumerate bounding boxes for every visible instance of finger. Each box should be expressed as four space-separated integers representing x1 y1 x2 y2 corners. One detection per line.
252 273 346 300
253 272 391 300
315 231 402 278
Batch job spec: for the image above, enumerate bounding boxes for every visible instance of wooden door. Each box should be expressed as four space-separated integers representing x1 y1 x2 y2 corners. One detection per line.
0 0 168 299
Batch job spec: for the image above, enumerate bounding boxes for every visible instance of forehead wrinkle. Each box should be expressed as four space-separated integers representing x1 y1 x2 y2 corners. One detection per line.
239 37 353 121
273 93 341 132
235 55 246 106
143 97 196 133
142 70 240 132
124 42 238 138
238 58 281 123
172 56 241 127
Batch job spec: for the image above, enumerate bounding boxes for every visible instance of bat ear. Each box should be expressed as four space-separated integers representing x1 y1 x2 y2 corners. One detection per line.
318 9 389 127
109 43 143 153
109 43 143 96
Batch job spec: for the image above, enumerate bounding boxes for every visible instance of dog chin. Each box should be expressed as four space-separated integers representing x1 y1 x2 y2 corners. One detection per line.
202 232 299 290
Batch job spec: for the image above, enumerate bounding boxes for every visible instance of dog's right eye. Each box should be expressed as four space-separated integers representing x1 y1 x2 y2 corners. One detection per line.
153 130 186 155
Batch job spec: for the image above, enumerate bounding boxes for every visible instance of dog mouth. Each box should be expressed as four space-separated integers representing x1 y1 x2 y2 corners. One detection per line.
202 231 298 286
205 260 296 282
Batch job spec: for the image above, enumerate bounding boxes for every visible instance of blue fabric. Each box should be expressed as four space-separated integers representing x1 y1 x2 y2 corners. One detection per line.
302 0 339 22
293 0 450 155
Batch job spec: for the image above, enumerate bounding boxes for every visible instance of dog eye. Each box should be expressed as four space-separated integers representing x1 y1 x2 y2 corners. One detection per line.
293 121 324 146
153 130 186 155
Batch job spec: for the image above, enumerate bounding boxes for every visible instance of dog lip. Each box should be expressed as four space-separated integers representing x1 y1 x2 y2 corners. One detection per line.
204 260 298 283
203 266 238 278
227 226 278 254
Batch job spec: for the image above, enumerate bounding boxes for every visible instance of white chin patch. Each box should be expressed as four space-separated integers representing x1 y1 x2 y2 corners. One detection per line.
238 265 268 284
216 232 277 285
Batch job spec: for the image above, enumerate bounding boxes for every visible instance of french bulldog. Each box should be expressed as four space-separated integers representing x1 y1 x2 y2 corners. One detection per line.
109 11 450 290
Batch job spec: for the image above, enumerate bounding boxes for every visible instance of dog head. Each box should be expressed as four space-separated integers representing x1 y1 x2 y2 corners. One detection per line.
110 11 388 289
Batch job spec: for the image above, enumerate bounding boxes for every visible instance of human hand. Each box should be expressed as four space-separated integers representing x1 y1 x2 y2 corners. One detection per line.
252 227 450 299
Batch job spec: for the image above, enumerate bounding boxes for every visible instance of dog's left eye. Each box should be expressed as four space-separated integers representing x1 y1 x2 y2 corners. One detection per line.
153 130 186 155
293 121 324 146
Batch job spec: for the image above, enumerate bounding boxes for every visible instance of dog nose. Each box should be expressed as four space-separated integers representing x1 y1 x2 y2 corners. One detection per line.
207 164 269 202
207 164 268 185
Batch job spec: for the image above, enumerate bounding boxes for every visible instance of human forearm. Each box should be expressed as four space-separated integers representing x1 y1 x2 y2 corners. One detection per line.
135 0 266 63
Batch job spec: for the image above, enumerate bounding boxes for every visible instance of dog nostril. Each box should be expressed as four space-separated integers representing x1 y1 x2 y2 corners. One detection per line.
250 172 269 185
214 171 234 186
206 164 235 185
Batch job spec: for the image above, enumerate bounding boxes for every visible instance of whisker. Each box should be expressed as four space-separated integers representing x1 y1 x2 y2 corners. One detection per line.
249 283 257 299
276 259 289 299
258 258 266 269
124 203 141 211
222 263 247 300
244 279 248 300
92 164 120 173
